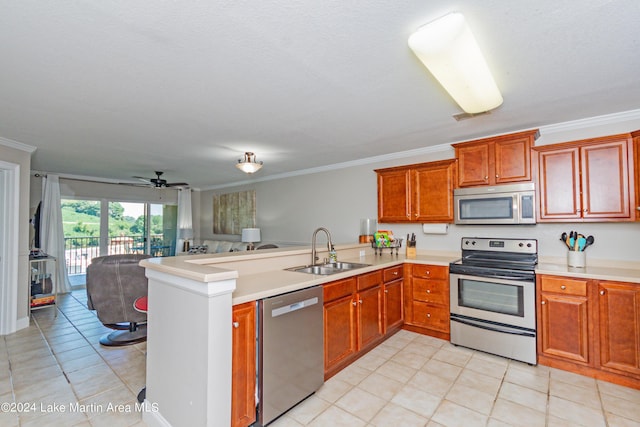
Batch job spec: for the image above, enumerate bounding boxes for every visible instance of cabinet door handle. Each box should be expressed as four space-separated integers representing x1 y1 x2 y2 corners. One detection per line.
600 290 605 296
495 174 499 178
583 209 588 213
541 301 546 305
352 301 357 306
426 290 431 293
560 285 566 290
484 176 488 180
576 209 580 213
426 313 431 318
384 289 389 293
359 299 363 304
232 321 239 328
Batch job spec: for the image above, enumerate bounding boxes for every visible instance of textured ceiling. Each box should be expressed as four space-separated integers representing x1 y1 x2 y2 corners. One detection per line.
1 0 639 189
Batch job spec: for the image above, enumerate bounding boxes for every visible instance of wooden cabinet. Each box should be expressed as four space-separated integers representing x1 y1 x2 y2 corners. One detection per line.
376 159 457 223
453 129 539 187
403 264 450 340
231 302 256 427
633 130 640 220
537 276 591 364
537 274 640 389
323 277 358 376
598 281 640 377
356 271 384 350
534 134 636 222
382 265 404 334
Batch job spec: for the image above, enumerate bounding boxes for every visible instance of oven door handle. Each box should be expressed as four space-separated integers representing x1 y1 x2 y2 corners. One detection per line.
450 315 536 337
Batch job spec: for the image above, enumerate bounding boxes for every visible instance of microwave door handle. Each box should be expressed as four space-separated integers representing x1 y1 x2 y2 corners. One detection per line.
450 315 535 337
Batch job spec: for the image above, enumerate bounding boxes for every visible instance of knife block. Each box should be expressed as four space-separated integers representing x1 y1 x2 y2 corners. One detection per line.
406 245 416 259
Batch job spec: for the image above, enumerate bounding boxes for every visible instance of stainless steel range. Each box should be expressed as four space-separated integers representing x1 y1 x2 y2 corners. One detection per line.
449 237 538 365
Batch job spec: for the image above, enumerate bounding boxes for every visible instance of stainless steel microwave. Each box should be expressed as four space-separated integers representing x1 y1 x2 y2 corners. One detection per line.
454 182 536 225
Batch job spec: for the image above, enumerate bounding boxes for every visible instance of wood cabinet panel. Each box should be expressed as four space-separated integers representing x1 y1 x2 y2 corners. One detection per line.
411 302 449 333
383 265 403 282
376 159 456 223
377 168 411 222
633 131 640 219
358 285 384 350
384 279 403 333
598 282 640 376
411 264 448 280
539 292 590 364
324 293 357 371
454 129 538 187
357 270 383 291
324 278 356 302
535 134 635 222
541 275 587 296
403 264 450 339
231 302 256 427
412 278 448 305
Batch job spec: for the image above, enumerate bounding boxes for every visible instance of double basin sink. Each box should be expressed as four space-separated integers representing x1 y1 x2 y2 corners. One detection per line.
286 261 370 275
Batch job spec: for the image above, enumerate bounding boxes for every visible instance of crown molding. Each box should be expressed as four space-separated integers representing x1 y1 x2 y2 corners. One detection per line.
0 136 37 153
539 108 640 135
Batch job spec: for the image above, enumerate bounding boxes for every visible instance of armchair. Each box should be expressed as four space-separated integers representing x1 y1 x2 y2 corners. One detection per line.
86 254 151 346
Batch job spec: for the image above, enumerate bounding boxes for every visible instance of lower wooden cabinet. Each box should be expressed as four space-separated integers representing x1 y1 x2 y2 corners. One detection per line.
231 301 256 427
383 265 404 333
537 276 590 364
403 264 450 340
537 274 640 388
598 281 640 376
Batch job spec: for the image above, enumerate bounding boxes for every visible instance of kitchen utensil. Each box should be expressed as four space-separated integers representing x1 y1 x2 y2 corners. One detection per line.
583 235 595 250
577 235 587 251
569 231 576 251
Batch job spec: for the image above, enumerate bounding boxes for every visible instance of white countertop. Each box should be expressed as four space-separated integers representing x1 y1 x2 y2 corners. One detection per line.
141 244 640 305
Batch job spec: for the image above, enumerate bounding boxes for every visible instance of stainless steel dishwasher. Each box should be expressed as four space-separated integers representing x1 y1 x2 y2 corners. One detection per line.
258 286 324 426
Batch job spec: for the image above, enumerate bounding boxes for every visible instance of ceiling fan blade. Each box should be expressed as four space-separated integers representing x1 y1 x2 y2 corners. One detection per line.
165 182 189 187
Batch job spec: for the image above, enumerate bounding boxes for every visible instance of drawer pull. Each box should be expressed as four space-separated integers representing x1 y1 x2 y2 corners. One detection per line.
600 290 605 296
352 301 357 306
426 313 431 318
393 271 398 275
541 301 546 305
560 285 566 290
384 289 389 293
359 299 363 304
426 290 431 294
232 322 239 328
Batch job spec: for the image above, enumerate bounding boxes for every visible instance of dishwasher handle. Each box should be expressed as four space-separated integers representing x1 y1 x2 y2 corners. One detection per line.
271 296 319 318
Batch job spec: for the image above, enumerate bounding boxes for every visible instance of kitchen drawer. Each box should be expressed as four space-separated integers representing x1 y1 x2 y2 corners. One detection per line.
411 302 449 332
324 278 356 303
383 265 403 282
541 276 588 296
357 270 383 291
411 264 448 280
412 278 448 305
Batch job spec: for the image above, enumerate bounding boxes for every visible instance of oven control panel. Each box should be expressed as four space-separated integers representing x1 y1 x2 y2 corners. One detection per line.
461 237 537 254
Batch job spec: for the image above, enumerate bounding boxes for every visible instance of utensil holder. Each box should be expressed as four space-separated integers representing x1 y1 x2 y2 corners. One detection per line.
567 251 586 268
406 246 416 259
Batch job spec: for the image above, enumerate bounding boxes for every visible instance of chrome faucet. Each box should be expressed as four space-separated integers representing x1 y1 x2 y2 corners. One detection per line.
311 227 333 265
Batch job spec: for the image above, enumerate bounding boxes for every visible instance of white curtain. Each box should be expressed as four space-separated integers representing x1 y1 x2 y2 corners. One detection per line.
175 189 193 254
40 175 72 293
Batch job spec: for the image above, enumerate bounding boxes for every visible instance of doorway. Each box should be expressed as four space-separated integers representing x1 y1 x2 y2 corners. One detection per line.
0 161 20 335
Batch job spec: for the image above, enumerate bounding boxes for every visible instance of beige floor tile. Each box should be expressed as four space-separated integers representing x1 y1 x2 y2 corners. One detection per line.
286 395 331 425
407 371 453 398
391 383 442 419
403 339 441 358
431 347 472 367
58 352 105 374
432 399 488 427
331 363 370 386
490 398 546 427
78 384 138 419
503 363 549 393
499 381 548 414
0 410 19 427
550 377 600 408
487 418 518 427
383 330 416 349
370 401 429 426
352 351 387 371
598 379 640 402
421 358 463 382
456 368 503 396
375 359 417 383
600 391 640 422
412 334 447 349
391 347 431 370
74 400 142 427
605 413 640 427
547 415 585 427
307 405 367 427
335 386 386 422
446 382 496 415
358 371 404 400
550 367 598 389
548 395 606 427
465 354 508 379
369 340 402 359
315 378 352 403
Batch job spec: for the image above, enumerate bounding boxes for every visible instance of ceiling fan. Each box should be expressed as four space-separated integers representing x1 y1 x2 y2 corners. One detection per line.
133 171 189 188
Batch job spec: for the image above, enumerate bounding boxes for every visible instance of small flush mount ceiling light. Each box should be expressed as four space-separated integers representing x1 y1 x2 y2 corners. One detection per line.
236 152 263 174
408 12 503 114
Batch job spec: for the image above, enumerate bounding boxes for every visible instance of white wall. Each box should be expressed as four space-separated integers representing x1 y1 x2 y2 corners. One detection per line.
199 112 640 263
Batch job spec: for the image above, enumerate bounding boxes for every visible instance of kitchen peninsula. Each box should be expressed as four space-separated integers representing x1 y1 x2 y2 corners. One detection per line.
139 244 640 427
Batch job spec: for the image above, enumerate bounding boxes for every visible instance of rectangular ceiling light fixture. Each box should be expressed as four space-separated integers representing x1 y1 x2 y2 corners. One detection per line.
408 12 503 114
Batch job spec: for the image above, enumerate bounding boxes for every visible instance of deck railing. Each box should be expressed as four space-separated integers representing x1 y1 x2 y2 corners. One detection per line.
64 235 172 275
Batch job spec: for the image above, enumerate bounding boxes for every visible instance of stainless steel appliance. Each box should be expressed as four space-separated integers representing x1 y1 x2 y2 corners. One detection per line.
449 237 538 364
454 182 536 225
258 286 324 426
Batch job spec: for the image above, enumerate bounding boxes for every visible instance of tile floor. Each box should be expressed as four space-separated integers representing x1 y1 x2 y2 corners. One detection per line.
2 291 640 427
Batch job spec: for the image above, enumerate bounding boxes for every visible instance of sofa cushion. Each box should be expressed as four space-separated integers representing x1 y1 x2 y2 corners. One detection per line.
202 240 247 253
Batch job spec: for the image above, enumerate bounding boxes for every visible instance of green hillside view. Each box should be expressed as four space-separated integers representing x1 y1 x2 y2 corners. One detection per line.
62 201 164 238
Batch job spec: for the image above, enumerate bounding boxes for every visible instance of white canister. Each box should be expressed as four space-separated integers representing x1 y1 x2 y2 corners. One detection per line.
567 251 586 268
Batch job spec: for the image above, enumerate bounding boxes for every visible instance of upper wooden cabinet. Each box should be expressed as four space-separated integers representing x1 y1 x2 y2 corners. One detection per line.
376 159 457 223
533 133 636 222
453 129 539 187
633 130 640 219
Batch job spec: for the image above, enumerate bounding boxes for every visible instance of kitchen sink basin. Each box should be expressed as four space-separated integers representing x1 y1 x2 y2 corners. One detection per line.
286 262 370 275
